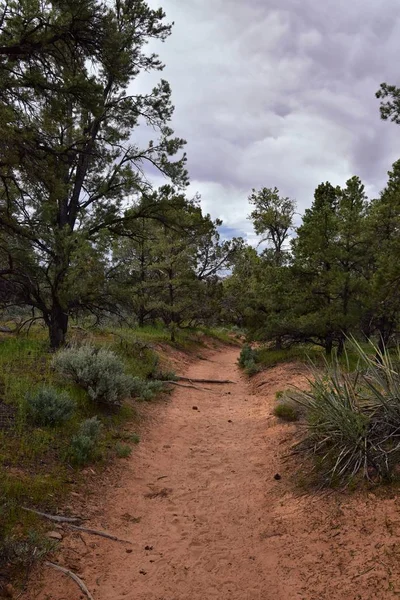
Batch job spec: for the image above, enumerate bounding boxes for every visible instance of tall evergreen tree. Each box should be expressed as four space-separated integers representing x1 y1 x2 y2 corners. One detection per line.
292 182 340 354
0 0 187 347
364 160 400 351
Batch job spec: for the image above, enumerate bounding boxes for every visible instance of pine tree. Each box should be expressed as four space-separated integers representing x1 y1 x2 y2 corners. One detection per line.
0 0 187 347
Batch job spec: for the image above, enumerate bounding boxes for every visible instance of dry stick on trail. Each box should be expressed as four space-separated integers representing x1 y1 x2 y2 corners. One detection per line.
177 376 237 384
165 381 217 393
45 562 94 600
22 507 131 543
69 524 133 544
22 507 83 524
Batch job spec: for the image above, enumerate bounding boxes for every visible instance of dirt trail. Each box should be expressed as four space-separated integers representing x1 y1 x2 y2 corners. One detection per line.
25 348 400 600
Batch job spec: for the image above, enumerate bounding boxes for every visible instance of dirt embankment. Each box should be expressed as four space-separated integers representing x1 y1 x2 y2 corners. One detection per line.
22 348 400 600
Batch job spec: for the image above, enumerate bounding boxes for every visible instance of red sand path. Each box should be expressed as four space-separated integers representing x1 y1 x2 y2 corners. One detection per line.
24 348 400 600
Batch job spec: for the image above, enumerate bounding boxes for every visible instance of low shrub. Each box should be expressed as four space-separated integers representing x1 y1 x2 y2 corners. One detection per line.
238 344 257 367
115 442 132 458
0 531 55 571
244 360 260 376
68 417 102 465
238 345 260 375
152 369 178 382
131 377 165 401
273 402 299 422
292 341 400 485
25 386 76 426
53 345 134 407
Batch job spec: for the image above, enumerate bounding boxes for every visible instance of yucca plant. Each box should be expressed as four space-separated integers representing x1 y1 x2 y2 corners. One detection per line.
291 340 400 485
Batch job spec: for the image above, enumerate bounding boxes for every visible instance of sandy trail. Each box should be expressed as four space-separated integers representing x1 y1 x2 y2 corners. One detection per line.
25 348 400 600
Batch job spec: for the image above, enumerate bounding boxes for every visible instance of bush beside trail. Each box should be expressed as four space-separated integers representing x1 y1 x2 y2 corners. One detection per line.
292 342 400 485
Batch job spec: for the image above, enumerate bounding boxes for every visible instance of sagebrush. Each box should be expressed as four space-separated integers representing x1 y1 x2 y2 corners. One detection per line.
131 377 165 401
25 386 76 426
53 345 134 407
68 417 102 465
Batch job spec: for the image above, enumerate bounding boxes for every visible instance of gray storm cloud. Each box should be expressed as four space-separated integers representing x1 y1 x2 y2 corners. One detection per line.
141 0 400 241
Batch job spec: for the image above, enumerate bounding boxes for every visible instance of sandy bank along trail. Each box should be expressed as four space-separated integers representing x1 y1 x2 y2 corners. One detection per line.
25 348 400 600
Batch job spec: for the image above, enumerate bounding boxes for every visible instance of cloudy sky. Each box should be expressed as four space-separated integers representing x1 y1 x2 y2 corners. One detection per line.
143 0 400 242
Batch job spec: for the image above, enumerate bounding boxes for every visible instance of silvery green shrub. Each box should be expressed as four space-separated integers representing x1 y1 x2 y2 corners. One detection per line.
69 417 102 465
26 386 76 426
130 377 165 401
52 345 134 407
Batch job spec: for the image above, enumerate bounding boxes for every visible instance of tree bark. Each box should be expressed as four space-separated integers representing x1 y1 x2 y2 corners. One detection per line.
325 333 334 356
48 304 69 349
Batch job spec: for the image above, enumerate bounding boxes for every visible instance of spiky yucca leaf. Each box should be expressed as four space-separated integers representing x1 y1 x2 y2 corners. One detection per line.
291 341 400 484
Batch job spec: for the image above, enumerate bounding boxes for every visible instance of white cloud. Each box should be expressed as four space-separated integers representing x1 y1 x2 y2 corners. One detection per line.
139 0 400 240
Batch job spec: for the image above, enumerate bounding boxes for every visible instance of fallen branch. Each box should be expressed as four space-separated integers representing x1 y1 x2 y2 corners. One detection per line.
45 562 94 600
23 506 132 543
177 376 237 385
256 381 269 388
0 326 15 334
352 565 376 580
69 524 132 544
165 381 218 393
22 507 83 523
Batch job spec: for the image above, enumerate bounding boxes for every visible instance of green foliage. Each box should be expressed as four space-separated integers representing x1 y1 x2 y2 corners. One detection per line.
25 386 76 426
237 345 260 375
226 173 376 356
115 443 132 458
130 377 165 401
249 186 295 261
292 342 400 485
0 531 55 572
113 191 240 340
0 0 187 348
273 402 299 422
238 344 257 367
68 417 102 466
53 345 134 407
152 369 178 381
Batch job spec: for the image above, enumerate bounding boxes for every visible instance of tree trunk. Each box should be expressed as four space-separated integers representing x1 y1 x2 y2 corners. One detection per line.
48 305 69 350
325 333 334 357
376 317 392 360
138 308 145 328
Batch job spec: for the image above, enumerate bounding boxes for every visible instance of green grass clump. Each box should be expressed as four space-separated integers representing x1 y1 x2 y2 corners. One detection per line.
273 402 299 422
25 386 76 426
130 377 165 401
238 344 260 375
0 531 56 578
292 341 400 486
68 417 102 465
115 442 132 458
256 345 324 368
